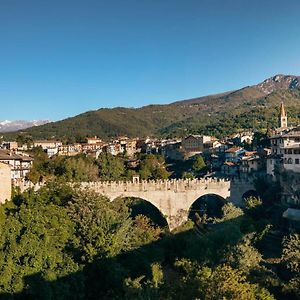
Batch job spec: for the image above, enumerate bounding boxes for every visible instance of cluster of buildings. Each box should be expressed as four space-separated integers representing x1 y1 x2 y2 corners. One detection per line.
1 102 300 211
1 103 298 185
0 149 34 202
0 149 33 184
31 136 140 158
267 103 300 175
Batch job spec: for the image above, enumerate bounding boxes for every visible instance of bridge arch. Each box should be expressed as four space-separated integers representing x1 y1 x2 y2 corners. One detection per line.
188 193 227 222
112 196 169 229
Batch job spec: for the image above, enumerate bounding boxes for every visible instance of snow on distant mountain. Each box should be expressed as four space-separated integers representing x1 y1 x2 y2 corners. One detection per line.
0 120 51 132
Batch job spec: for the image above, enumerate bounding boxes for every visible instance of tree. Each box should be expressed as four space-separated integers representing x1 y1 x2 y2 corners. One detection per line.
218 202 244 222
226 234 262 273
182 171 195 179
245 196 263 210
63 156 98 181
0 189 82 298
282 234 300 274
97 152 125 181
192 155 206 173
129 215 161 247
281 234 300 298
173 259 274 300
138 154 170 180
67 190 134 262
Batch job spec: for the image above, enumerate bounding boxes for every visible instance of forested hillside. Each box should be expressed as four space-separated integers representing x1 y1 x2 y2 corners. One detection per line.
3 75 300 140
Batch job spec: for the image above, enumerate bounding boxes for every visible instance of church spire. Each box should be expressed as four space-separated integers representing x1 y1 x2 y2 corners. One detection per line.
280 102 286 117
279 102 287 128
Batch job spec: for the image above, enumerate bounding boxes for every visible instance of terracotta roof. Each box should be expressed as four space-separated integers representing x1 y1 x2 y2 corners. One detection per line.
244 151 257 156
223 161 236 166
225 147 242 153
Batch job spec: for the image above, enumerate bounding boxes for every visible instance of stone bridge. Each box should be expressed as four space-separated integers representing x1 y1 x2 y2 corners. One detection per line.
81 178 255 230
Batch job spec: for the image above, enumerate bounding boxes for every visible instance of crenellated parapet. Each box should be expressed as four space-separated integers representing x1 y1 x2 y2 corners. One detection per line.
81 177 232 194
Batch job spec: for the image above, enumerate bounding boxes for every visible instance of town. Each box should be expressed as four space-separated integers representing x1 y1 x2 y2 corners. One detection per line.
0 102 300 230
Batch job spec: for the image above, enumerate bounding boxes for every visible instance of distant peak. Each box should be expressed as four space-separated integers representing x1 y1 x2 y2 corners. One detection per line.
256 74 300 94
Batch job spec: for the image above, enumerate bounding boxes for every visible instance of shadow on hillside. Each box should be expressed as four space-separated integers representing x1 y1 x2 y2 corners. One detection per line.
0 214 283 300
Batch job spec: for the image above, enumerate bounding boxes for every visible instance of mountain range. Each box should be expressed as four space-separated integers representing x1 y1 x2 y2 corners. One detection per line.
0 120 50 133
2 74 300 140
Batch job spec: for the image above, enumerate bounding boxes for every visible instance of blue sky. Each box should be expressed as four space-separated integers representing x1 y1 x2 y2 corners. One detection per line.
1 0 300 121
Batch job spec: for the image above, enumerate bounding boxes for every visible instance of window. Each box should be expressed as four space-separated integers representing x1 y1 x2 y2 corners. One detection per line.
288 158 293 164
296 159 299 165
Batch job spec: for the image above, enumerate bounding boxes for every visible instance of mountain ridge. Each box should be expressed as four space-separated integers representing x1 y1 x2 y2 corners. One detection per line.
2 74 300 140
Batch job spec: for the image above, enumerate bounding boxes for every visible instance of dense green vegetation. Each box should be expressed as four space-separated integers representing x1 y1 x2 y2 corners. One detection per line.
26 149 171 183
4 87 300 141
0 180 299 299
26 147 211 184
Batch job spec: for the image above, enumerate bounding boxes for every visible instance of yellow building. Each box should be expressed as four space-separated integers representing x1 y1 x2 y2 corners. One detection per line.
0 162 11 203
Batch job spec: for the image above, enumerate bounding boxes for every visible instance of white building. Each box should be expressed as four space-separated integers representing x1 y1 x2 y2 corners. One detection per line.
240 155 262 174
232 132 254 144
270 130 300 155
0 150 33 181
283 143 300 173
34 140 62 149
86 136 102 144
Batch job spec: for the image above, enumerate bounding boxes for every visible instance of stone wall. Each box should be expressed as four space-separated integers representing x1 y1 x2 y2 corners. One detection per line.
14 181 44 193
0 162 11 203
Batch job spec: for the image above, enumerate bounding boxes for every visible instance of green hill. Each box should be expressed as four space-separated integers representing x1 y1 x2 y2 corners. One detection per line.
4 74 300 141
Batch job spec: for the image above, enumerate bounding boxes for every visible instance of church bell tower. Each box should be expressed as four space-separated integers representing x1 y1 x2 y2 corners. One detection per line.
279 102 288 129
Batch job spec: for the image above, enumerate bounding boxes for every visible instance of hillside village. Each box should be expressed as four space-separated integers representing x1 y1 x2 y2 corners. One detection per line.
1 102 300 229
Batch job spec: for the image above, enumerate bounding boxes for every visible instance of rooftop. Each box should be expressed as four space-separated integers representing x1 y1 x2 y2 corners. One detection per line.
225 147 243 153
0 150 34 161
